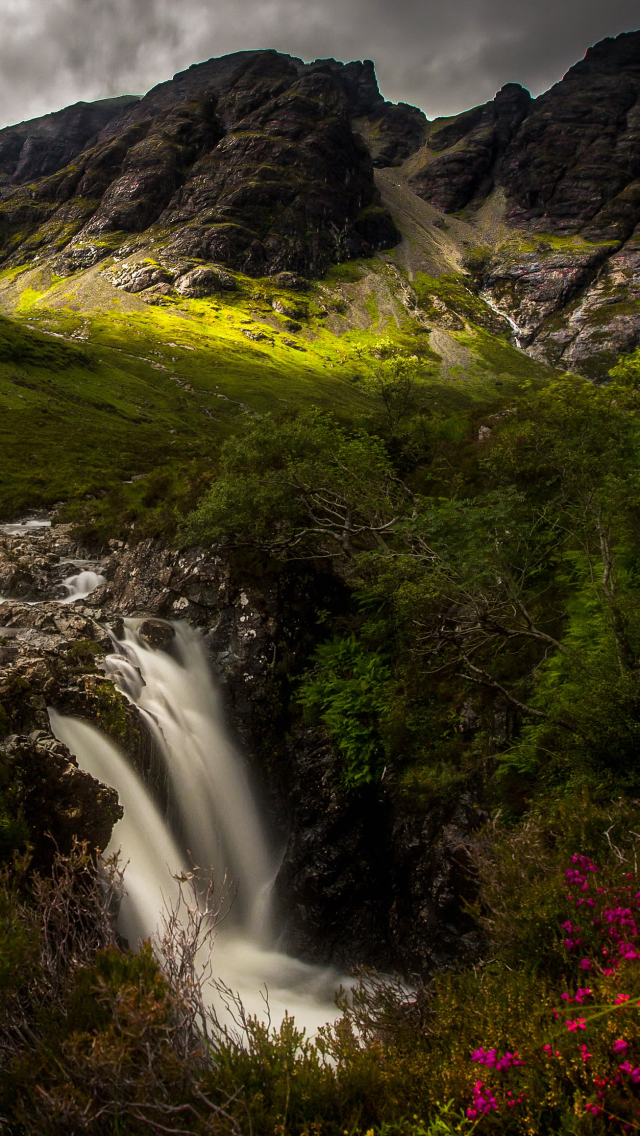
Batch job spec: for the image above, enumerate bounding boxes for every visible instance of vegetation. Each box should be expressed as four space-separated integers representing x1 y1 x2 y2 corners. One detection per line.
5 245 640 1129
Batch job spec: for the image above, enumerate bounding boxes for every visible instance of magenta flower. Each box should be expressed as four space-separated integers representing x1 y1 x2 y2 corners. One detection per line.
468 1081 498 1117
619 1062 640 1084
613 1039 628 1054
566 1019 586 1031
579 959 592 971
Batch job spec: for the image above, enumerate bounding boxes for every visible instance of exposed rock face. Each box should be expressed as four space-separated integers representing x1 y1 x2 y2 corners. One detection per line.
406 31 640 377
0 732 122 867
411 83 531 213
0 49 415 278
482 243 615 342
0 522 483 975
501 33 640 240
412 31 640 239
529 230 640 376
0 96 139 187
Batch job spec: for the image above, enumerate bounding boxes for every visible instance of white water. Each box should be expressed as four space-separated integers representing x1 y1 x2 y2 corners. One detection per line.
49 620 346 1033
0 518 51 536
481 290 526 349
61 570 107 603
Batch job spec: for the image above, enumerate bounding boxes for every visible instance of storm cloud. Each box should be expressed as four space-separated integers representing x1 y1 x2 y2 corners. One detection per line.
0 0 638 128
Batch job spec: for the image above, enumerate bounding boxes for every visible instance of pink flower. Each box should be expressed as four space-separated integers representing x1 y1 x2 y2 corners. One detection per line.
468 1081 498 1116
613 1039 629 1054
567 1019 586 1031
615 995 630 1005
586 1103 602 1116
470 1048 496 1067
581 1044 592 1062
580 959 592 971
575 988 592 1004
619 1062 640 1084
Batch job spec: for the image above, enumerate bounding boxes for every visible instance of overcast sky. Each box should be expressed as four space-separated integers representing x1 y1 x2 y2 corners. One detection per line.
0 0 638 128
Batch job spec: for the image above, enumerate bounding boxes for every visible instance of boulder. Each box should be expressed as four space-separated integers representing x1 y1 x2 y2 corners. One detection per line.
0 732 122 865
175 265 237 297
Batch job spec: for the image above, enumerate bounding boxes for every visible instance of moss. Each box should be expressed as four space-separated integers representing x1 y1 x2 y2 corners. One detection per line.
323 262 364 283
364 291 380 324
92 682 129 744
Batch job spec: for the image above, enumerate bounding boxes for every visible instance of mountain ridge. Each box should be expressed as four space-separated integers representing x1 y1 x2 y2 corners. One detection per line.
0 32 639 375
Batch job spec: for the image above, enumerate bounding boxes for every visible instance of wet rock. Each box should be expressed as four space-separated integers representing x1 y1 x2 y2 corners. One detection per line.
528 228 640 377
0 732 122 865
138 618 175 650
483 243 615 341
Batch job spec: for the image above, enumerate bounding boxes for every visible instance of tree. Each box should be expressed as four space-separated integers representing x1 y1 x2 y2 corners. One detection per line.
181 410 412 561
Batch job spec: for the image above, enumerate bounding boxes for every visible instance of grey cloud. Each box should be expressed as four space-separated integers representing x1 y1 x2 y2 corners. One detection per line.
0 0 638 128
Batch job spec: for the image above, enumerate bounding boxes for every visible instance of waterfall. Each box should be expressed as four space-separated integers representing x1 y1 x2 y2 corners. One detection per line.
48 709 186 946
61 570 107 602
49 619 344 1033
480 289 527 349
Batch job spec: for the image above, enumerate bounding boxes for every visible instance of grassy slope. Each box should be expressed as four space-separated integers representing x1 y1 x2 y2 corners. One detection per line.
0 238 557 528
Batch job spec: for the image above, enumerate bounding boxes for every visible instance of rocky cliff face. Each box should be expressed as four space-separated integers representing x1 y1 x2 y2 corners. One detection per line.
408 30 640 377
2 35 640 375
0 50 421 278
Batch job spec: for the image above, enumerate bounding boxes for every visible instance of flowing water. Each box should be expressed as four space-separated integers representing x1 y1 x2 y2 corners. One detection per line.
61 570 107 602
50 619 346 1033
480 290 527 350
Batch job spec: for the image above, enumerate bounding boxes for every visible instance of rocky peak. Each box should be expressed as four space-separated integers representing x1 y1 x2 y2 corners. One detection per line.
0 48 413 277
0 95 139 187
410 82 530 213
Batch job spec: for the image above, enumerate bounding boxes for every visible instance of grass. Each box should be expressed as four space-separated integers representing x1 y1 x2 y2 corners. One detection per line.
0 256 556 533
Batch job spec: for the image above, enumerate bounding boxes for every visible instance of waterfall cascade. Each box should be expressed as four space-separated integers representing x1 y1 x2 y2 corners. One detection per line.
50 619 345 1032
62 570 107 602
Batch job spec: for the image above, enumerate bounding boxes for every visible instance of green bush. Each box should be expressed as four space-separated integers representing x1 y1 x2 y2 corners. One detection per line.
298 635 393 787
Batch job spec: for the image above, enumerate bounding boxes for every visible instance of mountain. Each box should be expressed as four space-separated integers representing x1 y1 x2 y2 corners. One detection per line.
0 50 420 279
0 34 639 377
407 30 640 375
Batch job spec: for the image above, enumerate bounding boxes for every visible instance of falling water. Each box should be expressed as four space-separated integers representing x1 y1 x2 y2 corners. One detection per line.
61 570 107 602
49 619 345 1032
480 290 527 350
49 709 186 945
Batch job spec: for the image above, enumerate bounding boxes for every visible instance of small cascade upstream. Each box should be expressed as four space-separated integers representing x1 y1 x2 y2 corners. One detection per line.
50 619 345 1033
480 289 527 350
61 570 107 603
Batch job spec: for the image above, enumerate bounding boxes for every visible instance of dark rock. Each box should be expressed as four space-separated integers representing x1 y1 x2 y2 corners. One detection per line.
0 732 122 866
0 49 400 278
500 32 640 238
411 83 531 213
98 537 483 975
175 264 236 296
0 95 139 186
271 271 309 290
138 618 175 650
